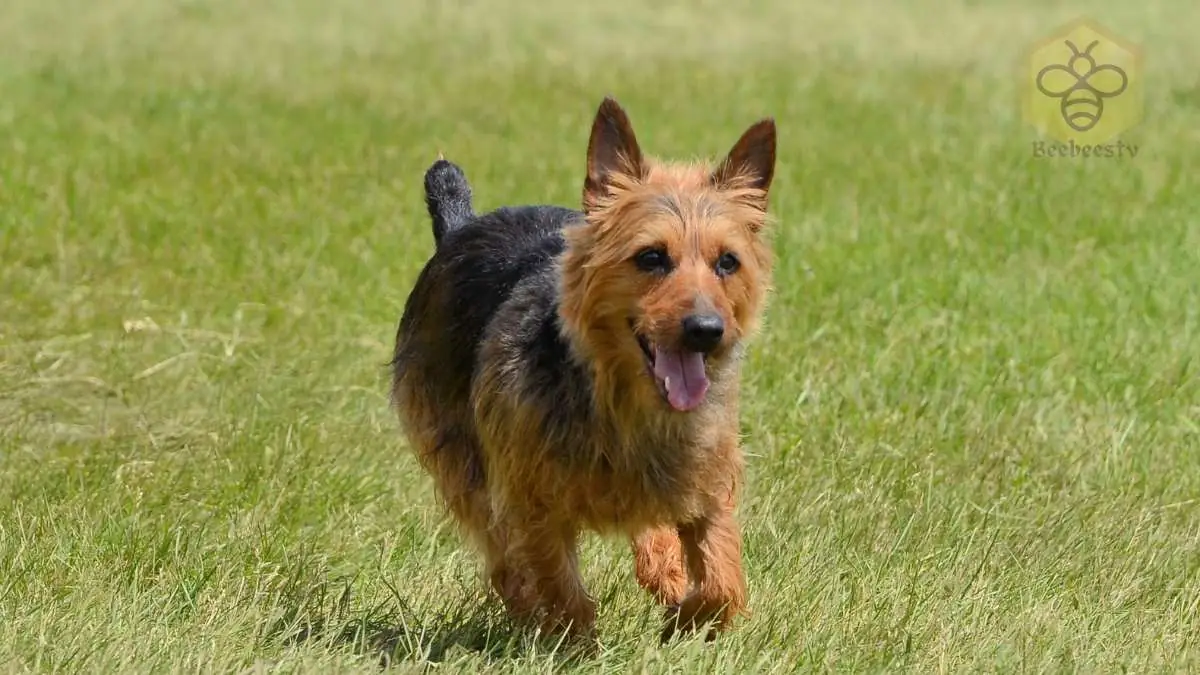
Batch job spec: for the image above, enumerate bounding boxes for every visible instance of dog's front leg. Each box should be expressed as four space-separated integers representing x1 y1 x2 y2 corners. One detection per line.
631 526 689 605
660 504 748 642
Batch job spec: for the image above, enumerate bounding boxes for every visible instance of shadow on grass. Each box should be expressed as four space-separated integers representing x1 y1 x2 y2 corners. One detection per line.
272 573 594 667
288 602 518 666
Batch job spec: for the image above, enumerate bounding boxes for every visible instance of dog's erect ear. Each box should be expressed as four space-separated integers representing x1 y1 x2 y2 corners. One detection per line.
711 118 776 197
583 97 645 209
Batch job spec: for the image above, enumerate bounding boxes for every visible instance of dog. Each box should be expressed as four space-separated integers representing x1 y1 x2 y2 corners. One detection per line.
390 96 776 642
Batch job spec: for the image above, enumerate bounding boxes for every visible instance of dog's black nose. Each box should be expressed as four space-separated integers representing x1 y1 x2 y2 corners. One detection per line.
680 314 725 353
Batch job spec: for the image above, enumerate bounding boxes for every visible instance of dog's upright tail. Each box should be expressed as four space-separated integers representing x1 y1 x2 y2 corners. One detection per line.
424 158 474 246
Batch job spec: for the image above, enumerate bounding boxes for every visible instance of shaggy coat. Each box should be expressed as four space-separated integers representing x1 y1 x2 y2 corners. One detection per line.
391 97 777 641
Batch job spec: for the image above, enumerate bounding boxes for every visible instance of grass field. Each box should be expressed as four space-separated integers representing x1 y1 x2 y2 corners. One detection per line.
3 1 1199 672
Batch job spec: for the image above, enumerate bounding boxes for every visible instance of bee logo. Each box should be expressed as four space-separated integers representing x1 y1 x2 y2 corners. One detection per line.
1035 39 1129 132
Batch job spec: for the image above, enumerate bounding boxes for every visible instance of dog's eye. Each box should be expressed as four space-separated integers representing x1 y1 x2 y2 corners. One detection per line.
716 252 740 277
633 247 671 273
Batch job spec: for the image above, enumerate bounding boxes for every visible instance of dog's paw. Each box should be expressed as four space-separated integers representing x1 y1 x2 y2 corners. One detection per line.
659 596 723 644
536 598 598 643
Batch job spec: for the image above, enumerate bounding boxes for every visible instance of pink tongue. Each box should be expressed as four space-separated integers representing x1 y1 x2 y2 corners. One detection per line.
652 346 710 411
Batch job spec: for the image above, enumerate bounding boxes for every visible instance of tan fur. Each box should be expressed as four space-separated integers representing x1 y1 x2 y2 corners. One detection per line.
393 97 776 642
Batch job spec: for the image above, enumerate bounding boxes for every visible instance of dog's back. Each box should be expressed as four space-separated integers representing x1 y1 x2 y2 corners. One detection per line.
391 159 579 507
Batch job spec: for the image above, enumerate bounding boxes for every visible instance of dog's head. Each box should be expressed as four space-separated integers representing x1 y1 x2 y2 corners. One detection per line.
559 97 777 415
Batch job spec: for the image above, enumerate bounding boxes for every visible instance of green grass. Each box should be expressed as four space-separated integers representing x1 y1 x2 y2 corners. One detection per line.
3 0 1199 672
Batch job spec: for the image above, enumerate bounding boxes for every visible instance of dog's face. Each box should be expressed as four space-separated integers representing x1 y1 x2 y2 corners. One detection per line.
559 98 776 414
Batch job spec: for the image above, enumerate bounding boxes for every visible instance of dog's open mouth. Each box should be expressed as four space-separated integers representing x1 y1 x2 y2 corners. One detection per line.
632 323 710 412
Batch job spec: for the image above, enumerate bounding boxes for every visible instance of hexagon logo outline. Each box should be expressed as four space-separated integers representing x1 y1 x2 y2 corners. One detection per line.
1019 17 1145 146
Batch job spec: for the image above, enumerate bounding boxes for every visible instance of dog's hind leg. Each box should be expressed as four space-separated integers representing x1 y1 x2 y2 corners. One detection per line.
506 517 596 639
631 526 689 606
435 470 535 620
409 428 536 619
472 516 537 620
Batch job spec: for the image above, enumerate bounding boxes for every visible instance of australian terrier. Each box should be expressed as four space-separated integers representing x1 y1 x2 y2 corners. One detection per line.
391 97 777 642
